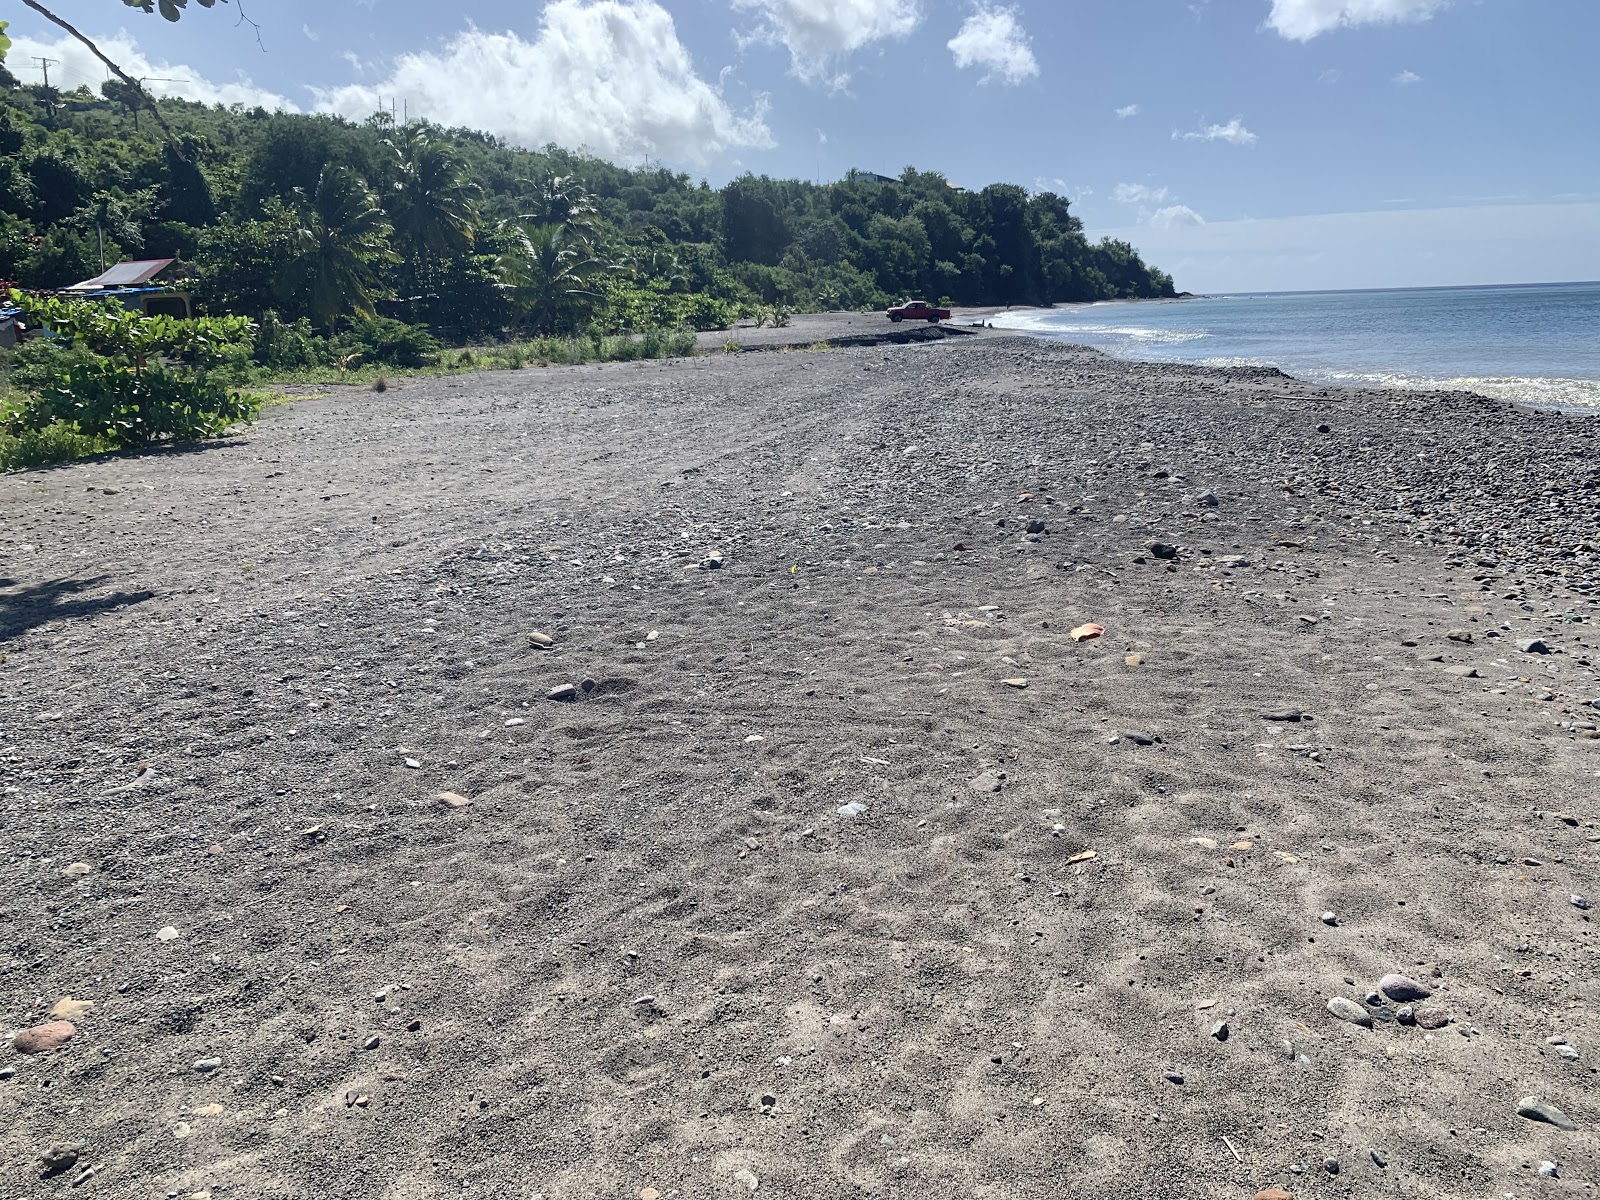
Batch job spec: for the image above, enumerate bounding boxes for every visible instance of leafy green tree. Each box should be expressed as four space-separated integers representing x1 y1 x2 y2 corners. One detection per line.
500 221 609 335
720 175 787 266
385 129 479 263
276 166 396 331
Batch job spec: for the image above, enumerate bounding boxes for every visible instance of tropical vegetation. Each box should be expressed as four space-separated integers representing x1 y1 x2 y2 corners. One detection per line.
0 78 1174 347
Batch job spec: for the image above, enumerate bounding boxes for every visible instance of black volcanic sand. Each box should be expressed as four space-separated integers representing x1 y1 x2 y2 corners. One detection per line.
2 326 1598 1200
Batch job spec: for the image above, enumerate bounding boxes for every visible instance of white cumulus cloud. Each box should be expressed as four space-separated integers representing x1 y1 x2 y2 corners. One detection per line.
1115 103 1140 118
1392 69 1421 85
1265 0 1449 41
947 3 1039 86
1174 117 1258 145
1114 182 1170 205
7 28 297 109
316 1 771 166
732 0 921 86
1150 204 1205 229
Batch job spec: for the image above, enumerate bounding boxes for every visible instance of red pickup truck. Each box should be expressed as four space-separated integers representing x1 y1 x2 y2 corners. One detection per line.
887 299 950 323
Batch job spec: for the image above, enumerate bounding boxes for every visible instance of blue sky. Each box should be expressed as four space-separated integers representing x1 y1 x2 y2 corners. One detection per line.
10 0 1599 291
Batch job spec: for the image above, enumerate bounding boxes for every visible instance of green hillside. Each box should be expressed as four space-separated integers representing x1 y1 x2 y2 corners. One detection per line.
0 74 1174 340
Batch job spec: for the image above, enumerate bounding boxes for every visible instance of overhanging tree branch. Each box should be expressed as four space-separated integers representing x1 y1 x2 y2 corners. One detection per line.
17 0 189 161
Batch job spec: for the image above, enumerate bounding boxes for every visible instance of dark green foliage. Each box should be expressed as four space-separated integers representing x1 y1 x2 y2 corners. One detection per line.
0 82 1174 347
10 358 258 445
334 316 440 368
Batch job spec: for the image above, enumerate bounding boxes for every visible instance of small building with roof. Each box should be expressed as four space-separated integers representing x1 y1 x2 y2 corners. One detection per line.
63 258 193 319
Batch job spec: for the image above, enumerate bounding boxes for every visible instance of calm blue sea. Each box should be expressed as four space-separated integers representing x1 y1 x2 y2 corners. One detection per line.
989 281 1600 411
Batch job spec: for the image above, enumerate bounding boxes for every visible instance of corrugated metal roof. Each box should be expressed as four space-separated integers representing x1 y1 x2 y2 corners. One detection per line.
66 259 176 291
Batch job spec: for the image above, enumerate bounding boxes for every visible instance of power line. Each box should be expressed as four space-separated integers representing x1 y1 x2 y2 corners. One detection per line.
33 56 59 88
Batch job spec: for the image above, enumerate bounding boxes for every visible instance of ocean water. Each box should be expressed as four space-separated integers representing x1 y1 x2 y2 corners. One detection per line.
989 281 1600 411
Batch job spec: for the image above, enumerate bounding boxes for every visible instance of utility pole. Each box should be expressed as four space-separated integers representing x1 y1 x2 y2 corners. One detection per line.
34 56 57 88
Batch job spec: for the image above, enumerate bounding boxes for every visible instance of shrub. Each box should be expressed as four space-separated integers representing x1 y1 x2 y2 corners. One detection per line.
253 310 326 372
4 291 259 453
335 317 440 368
13 359 259 445
8 337 97 394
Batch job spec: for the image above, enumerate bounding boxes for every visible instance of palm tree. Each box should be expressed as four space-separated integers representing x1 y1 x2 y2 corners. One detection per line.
517 174 598 237
384 128 479 266
499 220 611 335
276 166 396 331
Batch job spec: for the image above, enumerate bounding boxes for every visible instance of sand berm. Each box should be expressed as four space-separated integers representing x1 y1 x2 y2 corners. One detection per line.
2 312 1597 1199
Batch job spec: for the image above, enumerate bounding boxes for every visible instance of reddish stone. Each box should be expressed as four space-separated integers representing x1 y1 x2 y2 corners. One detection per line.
13 1021 76 1054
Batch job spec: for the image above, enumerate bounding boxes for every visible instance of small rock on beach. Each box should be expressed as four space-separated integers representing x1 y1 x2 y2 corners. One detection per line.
12 1022 76 1054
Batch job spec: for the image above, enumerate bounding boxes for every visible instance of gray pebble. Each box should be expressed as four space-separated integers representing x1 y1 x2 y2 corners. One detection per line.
1123 730 1157 745
546 684 579 702
0 1067 15 1081
363 1035 381 1050
1210 1020 1229 1042
193 1057 222 1073
1163 1071 1184 1085
1517 1096 1578 1131
1324 1158 1340 1175
1396 1006 1416 1026
1319 911 1337 926
1379 973 1432 1002
1327 996 1373 1027
1370 1149 1387 1168
1556 1044 1579 1061
1539 1162 1559 1178
1572 894 1591 910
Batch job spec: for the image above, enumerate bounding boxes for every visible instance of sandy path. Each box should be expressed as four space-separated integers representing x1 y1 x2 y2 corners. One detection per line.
2 336 1597 1199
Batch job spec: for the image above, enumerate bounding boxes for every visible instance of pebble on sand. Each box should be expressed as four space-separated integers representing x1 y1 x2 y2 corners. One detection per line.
436 791 473 809
156 926 181 942
969 770 1005 793
13 1022 76 1054
1379 973 1433 1002
36 1142 83 1177
48 998 94 1022
547 684 580 702
1516 1097 1578 1132
1254 1189 1294 1200
1002 678 1029 688
1327 997 1373 1028
732 1168 759 1193
61 862 93 878
528 631 555 649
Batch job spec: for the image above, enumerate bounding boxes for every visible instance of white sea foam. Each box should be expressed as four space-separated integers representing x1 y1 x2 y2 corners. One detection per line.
989 312 1206 345
1315 370 1600 412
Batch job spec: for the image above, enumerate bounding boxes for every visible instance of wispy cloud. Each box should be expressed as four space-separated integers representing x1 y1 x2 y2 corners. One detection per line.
1114 182 1169 205
1173 117 1258 146
732 0 921 88
302 23 319 43
1266 0 1449 41
316 1 771 166
1392 69 1422 85
1318 67 1342 83
947 3 1040 86
1115 103 1140 118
